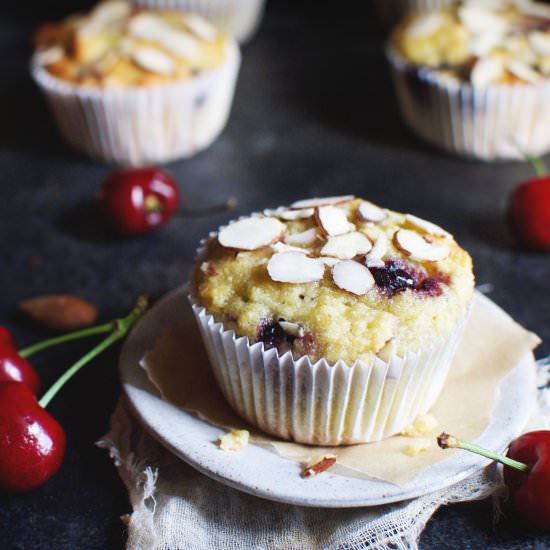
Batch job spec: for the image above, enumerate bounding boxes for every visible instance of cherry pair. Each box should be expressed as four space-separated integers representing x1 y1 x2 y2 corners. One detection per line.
0 297 147 493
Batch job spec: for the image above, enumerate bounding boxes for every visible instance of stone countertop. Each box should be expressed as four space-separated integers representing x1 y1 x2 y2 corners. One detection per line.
0 1 548 548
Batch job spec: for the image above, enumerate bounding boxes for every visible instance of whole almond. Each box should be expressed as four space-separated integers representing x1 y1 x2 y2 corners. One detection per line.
19 295 98 331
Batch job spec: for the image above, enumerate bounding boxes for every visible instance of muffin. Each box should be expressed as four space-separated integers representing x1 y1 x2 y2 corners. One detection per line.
375 0 456 28
190 196 474 445
131 0 266 43
387 0 550 160
31 0 240 166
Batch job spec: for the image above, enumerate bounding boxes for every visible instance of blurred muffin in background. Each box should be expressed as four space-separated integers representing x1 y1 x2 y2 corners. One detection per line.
131 0 265 43
31 0 240 166
375 0 456 28
387 0 550 161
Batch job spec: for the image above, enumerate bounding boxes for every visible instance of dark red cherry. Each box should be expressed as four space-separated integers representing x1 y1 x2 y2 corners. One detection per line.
100 168 180 235
0 382 66 492
0 348 41 395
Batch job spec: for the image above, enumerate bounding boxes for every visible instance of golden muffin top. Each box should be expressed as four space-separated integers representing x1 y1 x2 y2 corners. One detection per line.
32 0 230 88
193 196 475 365
391 0 550 86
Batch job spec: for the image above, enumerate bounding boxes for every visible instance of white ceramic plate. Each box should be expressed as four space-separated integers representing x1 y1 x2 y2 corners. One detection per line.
120 286 536 508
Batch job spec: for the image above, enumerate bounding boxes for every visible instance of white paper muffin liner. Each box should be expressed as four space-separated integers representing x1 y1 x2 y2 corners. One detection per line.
132 0 265 43
31 42 240 166
375 0 455 27
386 46 550 161
188 225 470 445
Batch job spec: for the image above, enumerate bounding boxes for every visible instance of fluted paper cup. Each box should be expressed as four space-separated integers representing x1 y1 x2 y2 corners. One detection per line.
386 45 550 161
132 0 265 43
375 0 455 27
189 230 470 445
31 41 240 166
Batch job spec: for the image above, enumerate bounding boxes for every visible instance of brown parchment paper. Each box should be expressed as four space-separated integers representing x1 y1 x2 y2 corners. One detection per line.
140 293 540 486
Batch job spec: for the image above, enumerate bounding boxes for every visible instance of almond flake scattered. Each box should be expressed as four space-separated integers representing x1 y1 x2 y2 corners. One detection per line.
405 12 447 38
218 429 250 451
267 252 325 284
91 0 132 24
34 46 64 66
278 208 315 221
128 13 200 59
529 31 550 56
285 228 318 246
332 260 375 295
365 232 388 268
271 242 304 253
132 47 176 75
184 13 218 41
405 214 451 238
218 216 285 250
279 320 305 338
506 60 545 85
393 229 450 262
357 201 388 223
470 56 505 87
320 232 372 259
405 438 432 457
402 413 438 437
315 206 353 236
290 196 354 209
301 454 337 478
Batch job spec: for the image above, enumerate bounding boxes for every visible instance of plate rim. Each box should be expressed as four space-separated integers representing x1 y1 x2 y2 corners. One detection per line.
120 286 536 508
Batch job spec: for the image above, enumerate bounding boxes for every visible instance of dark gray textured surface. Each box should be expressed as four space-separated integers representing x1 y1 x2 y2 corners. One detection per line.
0 1 548 548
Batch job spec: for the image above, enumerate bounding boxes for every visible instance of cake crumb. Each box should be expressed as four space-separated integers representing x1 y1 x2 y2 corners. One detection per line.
217 429 250 451
401 413 438 437
405 438 432 456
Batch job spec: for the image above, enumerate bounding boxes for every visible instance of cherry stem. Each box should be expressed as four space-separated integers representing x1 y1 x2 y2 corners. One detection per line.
437 432 530 475
144 195 162 213
38 296 148 409
526 154 547 178
18 323 115 358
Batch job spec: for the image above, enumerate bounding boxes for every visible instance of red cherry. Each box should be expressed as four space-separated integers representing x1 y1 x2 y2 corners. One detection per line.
100 168 180 235
0 382 66 492
0 326 15 348
508 176 550 251
0 347 41 395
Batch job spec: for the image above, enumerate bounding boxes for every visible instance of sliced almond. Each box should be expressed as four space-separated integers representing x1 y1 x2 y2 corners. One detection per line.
315 206 353 236
184 13 218 41
357 201 387 223
279 320 305 338
405 12 448 38
132 47 175 75
393 229 450 262
91 0 132 24
34 46 65 66
301 454 337 478
128 14 200 59
285 228 318 246
290 195 354 209
279 208 315 220
506 60 544 85
218 217 285 250
271 242 305 253
365 232 388 268
405 214 451 238
458 5 508 36
319 257 340 267
529 31 550 56
320 232 372 260
332 260 375 295
470 56 505 87
267 252 325 283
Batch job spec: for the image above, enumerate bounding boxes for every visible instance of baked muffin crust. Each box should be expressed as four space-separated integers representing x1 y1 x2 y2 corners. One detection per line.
33 0 229 88
193 197 474 365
